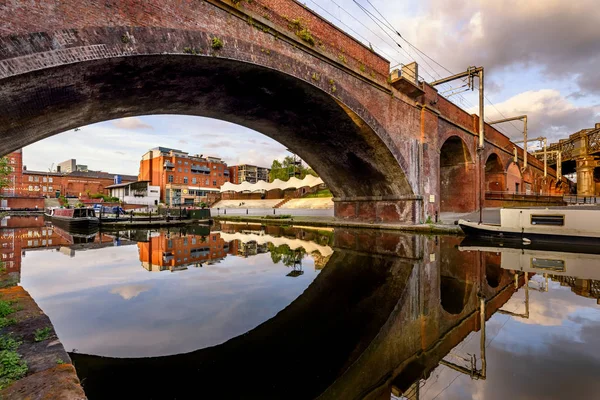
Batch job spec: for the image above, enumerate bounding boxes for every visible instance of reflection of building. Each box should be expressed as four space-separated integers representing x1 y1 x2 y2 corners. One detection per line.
0 217 114 284
228 164 270 184
551 275 600 305
138 230 231 272
139 147 228 205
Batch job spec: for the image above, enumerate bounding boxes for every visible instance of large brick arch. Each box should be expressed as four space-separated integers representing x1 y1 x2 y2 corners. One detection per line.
484 152 505 192
439 135 476 213
0 0 420 221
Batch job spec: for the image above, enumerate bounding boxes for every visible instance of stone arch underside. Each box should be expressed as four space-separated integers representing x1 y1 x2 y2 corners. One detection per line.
0 55 413 200
439 135 475 213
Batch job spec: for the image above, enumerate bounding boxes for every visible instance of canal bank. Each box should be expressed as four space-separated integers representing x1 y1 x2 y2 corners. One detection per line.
0 286 86 399
213 215 463 235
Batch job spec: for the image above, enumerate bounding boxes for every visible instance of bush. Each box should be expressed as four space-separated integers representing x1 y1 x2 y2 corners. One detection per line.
0 335 27 390
34 327 52 342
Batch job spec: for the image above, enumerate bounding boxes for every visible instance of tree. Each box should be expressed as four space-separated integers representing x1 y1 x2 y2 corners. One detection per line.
269 156 318 182
0 157 11 193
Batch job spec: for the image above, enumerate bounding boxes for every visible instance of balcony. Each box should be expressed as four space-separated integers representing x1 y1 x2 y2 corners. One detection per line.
191 165 210 174
164 161 175 169
163 252 174 262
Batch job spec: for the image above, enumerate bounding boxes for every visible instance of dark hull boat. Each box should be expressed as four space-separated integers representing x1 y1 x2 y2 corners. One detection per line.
46 207 99 231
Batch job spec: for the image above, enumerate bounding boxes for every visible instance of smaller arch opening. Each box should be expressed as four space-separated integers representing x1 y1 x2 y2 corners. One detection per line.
484 153 505 192
439 136 475 213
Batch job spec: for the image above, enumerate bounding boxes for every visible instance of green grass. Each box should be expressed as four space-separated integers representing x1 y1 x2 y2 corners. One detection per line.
55 358 64 365
0 335 27 390
264 214 292 219
0 299 16 328
303 189 332 198
34 327 52 342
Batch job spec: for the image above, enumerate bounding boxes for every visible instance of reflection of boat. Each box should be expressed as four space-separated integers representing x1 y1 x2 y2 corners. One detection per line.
458 238 600 281
459 207 600 245
53 224 98 244
46 207 99 231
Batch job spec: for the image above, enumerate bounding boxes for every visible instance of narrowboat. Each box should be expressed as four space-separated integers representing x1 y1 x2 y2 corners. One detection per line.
458 207 600 245
46 207 99 230
458 239 600 281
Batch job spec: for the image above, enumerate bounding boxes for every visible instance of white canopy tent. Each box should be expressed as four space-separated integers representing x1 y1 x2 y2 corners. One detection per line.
220 175 324 193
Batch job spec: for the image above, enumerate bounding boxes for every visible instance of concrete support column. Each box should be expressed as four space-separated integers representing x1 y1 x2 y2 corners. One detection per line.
333 196 423 223
576 156 598 196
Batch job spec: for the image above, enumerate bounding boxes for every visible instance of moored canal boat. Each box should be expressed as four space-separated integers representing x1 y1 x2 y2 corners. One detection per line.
458 207 600 245
46 207 99 231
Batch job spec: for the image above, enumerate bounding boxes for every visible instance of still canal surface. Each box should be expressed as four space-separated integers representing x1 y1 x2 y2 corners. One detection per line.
1 216 599 399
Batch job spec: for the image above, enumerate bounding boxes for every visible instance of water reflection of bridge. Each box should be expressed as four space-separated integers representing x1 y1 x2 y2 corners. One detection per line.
69 233 529 399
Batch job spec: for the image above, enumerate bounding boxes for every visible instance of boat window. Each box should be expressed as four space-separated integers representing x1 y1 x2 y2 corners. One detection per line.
530 215 564 226
531 258 565 272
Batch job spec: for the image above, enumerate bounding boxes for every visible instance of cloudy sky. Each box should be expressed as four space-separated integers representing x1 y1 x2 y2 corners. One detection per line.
22 0 600 175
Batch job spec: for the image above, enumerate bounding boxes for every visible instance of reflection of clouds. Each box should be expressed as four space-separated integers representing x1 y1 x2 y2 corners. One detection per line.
421 276 600 400
21 249 319 357
110 284 152 300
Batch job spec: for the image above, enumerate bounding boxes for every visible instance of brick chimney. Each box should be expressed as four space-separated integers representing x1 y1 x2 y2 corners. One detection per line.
596 122 600 129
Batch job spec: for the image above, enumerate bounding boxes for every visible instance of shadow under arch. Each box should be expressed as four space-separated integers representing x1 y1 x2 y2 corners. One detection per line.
484 152 505 192
70 249 417 399
439 135 475 213
0 54 413 200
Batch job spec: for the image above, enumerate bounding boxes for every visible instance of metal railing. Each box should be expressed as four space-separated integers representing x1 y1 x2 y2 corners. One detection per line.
485 191 565 203
563 195 600 205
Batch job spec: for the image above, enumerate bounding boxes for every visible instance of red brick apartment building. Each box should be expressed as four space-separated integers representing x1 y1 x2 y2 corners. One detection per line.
138 147 230 206
1 149 136 199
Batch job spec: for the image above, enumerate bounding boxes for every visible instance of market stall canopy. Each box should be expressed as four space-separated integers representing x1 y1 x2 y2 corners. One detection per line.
220 175 324 193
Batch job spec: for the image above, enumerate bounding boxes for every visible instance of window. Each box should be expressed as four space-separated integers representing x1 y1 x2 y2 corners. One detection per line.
531 215 564 226
43 177 47 183
178 168 182 172
192 178 197 184
28 186 33 191
178 160 182 164
183 177 188 184
184 161 188 165
184 168 188 173
28 176 33 182
168 175 174 183
213 180 217 186
42 186 47 192
213 165 216 169
213 172 216 176
34 177 39 182
205 179 209 185
49 178 53 183
49 186 53 191
9 158 14 164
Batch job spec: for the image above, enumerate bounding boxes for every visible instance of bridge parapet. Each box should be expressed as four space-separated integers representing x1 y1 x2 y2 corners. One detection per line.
229 0 390 83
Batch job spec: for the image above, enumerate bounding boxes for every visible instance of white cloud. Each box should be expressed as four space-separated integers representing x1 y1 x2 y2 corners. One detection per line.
110 284 152 300
111 117 153 130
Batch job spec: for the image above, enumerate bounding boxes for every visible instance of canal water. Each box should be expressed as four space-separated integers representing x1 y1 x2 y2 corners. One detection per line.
1 216 599 399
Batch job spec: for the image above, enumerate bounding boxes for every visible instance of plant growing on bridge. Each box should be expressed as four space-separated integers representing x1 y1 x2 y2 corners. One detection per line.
0 299 16 328
0 334 27 390
211 37 224 50
34 326 52 342
121 34 130 44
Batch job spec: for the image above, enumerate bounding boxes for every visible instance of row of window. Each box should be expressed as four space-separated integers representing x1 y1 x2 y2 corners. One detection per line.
28 176 53 183
167 176 219 186
172 160 223 169
28 186 53 192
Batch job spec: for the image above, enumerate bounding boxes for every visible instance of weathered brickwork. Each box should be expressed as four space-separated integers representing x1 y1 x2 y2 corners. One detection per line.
0 0 567 223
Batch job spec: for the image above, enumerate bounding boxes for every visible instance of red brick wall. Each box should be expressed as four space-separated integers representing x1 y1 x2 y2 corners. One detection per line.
2 197 44 210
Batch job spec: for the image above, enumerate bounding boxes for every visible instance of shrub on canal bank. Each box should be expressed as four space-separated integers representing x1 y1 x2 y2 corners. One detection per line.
34 327 52 342
0 334 27 390
0 300 16 328
264 214 292 219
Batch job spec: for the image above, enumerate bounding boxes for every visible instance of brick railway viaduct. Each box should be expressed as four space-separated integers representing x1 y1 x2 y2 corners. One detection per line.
0 0 568 223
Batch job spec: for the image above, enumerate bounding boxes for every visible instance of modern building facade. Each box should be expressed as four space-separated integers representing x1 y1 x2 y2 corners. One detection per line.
228 164 270 184
106 180 161 206
138 147 230 205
